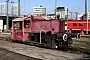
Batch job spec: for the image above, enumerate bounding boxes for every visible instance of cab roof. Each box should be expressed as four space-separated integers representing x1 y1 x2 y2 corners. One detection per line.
12 17 26 22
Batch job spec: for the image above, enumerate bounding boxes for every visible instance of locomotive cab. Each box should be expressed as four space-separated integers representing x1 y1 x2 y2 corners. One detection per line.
12 18 24 42
12 16 45 42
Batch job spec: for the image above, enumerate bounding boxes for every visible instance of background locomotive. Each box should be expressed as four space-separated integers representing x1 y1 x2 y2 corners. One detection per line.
12 15 80 49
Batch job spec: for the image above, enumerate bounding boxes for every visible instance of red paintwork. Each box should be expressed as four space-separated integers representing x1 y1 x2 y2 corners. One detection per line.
32 20 51 32
24 18 31 33
51 20 65 34
12 16 65 42
12 16 46 42
67 20 90 31
31 20 65 34
24 17 46 32
12 30 23 41
33 16 45 20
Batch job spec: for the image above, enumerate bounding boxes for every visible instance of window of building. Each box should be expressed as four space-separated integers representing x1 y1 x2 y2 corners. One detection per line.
73 23 77 26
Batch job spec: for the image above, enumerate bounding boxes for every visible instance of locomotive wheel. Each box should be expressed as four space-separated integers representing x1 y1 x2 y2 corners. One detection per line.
65 38 73 49
59 40 66 50
67 39 73 46
30 35 35 41
12 40 16 42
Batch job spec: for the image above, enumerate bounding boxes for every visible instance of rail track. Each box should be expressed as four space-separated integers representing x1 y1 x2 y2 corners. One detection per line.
0 35 90 55
0 33 90 54
0 39 81 60
0 48 42 60
0 33 90 60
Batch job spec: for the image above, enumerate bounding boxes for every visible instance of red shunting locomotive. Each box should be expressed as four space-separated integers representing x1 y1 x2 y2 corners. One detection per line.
12 15 80 49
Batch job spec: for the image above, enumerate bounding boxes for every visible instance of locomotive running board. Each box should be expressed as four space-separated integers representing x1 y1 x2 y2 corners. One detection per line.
25 41 46 47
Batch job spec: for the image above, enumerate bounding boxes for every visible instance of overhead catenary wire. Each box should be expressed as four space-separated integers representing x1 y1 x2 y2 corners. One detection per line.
68 0 84 19
70 0 84 11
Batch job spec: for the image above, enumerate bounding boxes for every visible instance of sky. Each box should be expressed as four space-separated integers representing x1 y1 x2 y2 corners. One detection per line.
0 0 90 15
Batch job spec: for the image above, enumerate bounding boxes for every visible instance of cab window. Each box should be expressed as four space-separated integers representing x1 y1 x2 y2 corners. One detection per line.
14 22 22 30
24 20 30 28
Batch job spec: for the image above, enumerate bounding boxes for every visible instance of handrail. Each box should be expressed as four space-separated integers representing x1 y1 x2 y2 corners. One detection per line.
40 30 46 44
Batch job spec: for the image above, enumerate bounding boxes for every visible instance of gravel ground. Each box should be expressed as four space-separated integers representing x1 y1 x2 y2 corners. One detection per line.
0 48 40 60
0 33 11 38
0 40 83 60
72 37 90 49
0 33 90 60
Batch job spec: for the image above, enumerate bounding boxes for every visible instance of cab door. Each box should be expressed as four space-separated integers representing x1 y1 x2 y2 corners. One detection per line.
12 21 23 42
